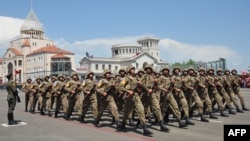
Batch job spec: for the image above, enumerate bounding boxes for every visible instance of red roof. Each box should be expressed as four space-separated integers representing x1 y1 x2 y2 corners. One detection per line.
21 39 31 47
51 53 69 58
27 45 74 56
8 48 23 56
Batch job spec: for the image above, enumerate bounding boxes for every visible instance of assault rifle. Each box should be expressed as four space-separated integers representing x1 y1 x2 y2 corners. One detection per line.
85 84 96 98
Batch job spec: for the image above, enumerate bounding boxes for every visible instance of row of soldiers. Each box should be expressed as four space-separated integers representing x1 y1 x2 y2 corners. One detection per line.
21 64 249 136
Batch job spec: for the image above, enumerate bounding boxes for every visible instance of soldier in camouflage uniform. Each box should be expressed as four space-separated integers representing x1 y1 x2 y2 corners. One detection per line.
37 76 51 115
171 66 194 125
21 78 32 112
141 64 170 132
196 68 218 119
182 67 209 122
118 65 154 135
206 68 228 117
46 76 57 116
230 69 249 111
95 69 122 131
64 72 83 121
157 66 187 128
5 73 21 125
216 69 238 114
28 79 38 113
80 70 98 123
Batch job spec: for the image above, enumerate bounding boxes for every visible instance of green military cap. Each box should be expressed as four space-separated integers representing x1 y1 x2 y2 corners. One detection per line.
231 69 237 73
119 68 127 74
144 64 153 71
126 66 135 73
172 66 180 72
216 68 223 73
103 69 111 76
161 66 169 72
5 73 13 79
138 68 145 73
58 74 65 80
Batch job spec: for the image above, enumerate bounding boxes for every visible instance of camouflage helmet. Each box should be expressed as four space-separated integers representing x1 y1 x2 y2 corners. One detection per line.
44 75 50 80
182 68 188 72
51 76 57 80
103 69 111 76
188 67 194 72
35 77 41 81
144 64 153 71
126 66 135 73
172 66 180 72
207 68 214 73
231 69 237 73
119 68 127 74
138 68 145 74
86 70 94 77
71 72 78 78
58 74 65 80
224 69 230 74
198 67 206 72
216 68 223 73
26 78 32 82
161 66 169 72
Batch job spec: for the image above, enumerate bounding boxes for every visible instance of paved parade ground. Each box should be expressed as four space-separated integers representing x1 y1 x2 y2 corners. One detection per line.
0 89 249 141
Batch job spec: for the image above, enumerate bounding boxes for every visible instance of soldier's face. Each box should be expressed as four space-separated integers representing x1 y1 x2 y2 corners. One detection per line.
106 73 111 78
199 71 204 75
89 74 93 78
163 70 169 75
225 71 230 75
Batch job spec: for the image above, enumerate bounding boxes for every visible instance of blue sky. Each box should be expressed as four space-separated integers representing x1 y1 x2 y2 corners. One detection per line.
1 0 250 72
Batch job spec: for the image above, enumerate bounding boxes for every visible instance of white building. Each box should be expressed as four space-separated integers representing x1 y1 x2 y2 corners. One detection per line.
78 37 169 77
0 9 75 83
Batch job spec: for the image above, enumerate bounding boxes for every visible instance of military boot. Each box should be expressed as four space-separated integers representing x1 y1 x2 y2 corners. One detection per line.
54 111 58 118
111 116 116 124
40 109 45 115
220 111 229 117
79 115 86 123
185 117 195 125
8 113 17 125
163 113 169 123
159 121 170 132
242 105 249 111
178 119 188 128
209 112 218 119
142 125 153 136
147 116 153 124
136 120 142 129
200 115 209 122
153 117 159 126
121 122 127 132
237 108 244 113
48 111 52 117
189 110 194 118
64 113 70 120
94 119 101 128
228 109 236 115
116 121 122 131
128 118 136 126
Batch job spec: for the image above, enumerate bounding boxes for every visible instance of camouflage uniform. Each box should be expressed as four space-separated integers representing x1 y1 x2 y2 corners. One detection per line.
157 66 187 128
95 69 121 131
37 76 51 115
230 69 249 111
80 71 98 123
21 79 32 112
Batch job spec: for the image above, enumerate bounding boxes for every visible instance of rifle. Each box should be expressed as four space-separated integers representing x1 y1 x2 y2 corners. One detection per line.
85 84 96 98
100 84 115 100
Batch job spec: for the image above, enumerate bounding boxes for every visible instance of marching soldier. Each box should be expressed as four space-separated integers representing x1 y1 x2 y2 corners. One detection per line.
230 69 249 111
95 69 122 131
64 72 83 120
37 76 51 115
118 65 154 135
157 66 187 128
80 70 98 123
21 78 32 112
46 76 57 116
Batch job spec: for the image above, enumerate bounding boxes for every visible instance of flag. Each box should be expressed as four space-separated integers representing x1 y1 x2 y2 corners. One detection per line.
15 69 20 75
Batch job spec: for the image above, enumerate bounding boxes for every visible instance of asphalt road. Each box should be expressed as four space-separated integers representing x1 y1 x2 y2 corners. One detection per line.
0 89 250 141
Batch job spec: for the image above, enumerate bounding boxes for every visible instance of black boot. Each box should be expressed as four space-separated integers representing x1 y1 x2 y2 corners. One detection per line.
153 117 159 125
242 105 249 111
40 109 45 115
163 113 169 123
79 115 86 123
136 120 142 129
189 110 194 118
237 108 244 113
142 125 153 136
64 113 70 120
200 115 209 122
185 117 195 125
209 112 218 119
159 121 170 132
228 109 236 115
94 119 101 128
8 113 17 125
147 116 153 124
116 121 122 131
128 118 136 126
111 116 116 124
54 111 58 118
220 111 229 117
178 119 188 128
121 122 127 132
48 111 52 117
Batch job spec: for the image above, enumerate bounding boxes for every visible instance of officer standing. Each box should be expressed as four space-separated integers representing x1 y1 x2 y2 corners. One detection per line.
5 73 21 125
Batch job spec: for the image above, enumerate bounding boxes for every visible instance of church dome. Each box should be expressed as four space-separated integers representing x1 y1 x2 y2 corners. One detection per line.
20 10 44 32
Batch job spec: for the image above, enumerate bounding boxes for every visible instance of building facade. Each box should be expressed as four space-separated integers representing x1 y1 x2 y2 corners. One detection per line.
0 9 75 83
78 37 169 77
